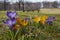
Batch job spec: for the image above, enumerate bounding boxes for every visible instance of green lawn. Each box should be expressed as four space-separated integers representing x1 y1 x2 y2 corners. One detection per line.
0 8 60 18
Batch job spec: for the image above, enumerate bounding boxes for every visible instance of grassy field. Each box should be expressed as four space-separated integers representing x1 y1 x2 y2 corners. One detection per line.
0 8 60 18
0 8 60 40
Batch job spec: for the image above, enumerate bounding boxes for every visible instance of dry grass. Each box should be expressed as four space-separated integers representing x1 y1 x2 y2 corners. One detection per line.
40 8 60 14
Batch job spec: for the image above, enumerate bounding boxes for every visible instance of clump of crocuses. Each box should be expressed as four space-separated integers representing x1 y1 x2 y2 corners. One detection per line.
3 11 55 30
3 11 20 30
3 11 29 30
2 11 56 40
2 11 30 40
34 16 55 26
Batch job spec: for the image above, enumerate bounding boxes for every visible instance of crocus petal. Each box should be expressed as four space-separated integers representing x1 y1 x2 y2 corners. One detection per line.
11 12 17 18
21 20 28 27
10 25 14 30
12 18 16 24
16 18 22 24
7 11 12 18
47 17 55 21
40 16 48 24
7 11 17 19
47 21 52 24
5 18 16 26
34 16 41 23
49 22 53 26
5 19 13 26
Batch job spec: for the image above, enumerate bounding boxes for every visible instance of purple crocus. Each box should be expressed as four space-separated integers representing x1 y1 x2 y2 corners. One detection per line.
2 11 17 30
46 17 55 26
7 11 17 19
5 18 16 26
4 18 16 30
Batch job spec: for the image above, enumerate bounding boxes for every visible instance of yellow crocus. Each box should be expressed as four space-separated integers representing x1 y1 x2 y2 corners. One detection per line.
21 20 28 27
41 16 48 24
34 16 41 23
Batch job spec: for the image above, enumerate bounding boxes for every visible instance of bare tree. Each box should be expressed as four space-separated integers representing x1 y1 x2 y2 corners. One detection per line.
4 0 6 10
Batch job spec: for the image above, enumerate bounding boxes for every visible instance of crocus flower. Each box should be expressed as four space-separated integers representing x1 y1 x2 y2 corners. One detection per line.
3 18 16 30
3 11 18 30
46 17 55 26
5 18 16 26
41 16 48 24
34 16 41 23
16 18 22 24
21 19 29 27
7 11 17 19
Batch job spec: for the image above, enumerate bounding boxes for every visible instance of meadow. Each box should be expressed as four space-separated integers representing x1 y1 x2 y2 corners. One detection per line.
0 8 60 40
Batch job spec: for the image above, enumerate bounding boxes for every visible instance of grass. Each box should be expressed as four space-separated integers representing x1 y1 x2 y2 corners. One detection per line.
0 8 60 40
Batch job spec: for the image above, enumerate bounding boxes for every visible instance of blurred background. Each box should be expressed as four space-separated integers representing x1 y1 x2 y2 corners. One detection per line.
0 0 60 11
